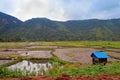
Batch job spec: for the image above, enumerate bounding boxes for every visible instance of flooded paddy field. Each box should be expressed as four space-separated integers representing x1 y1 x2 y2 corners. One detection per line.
0 41 120 66
0 49 53 59
20 51 52 58
0 47 119 64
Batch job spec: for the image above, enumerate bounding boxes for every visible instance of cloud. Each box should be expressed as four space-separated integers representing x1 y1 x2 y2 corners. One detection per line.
10 0 68 21
60 0 93 20
1 0 120 21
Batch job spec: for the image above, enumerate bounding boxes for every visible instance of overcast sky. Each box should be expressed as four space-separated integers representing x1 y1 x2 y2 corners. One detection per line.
1 0 120 21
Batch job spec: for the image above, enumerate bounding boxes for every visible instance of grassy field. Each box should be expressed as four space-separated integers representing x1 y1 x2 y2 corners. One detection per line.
0 57 120 78
0 41 120 49
55 41 120 48
0 42 29 49
45 61 120 77
46 57 120 77
0 41 120 61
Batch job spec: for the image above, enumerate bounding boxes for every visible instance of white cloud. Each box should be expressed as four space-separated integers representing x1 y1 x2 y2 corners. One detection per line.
1 0 120 21
61 0 93 20
10 0 68 21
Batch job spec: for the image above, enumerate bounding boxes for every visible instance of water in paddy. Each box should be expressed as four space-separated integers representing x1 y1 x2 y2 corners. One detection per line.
0 60 14 66
8 60 52 75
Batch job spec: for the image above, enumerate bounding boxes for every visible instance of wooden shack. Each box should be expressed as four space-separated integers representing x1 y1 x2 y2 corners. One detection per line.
91 51 110 65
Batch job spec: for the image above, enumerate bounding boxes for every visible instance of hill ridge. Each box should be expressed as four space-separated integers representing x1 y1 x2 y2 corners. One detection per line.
0 12 120 41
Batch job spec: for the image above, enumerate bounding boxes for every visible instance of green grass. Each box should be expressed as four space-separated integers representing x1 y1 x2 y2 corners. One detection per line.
0 41 120 49
45 62 120 77
81 41 120 49
54 41 120 49
0 67 35 78
1 57 120 78
0 42 28 49
49 57 70 65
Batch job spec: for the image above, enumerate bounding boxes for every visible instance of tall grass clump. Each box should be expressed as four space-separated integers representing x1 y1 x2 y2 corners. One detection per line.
0 67 23 78
0 67 35 78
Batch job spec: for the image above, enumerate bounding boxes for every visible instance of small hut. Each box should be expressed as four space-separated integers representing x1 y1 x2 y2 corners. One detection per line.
91 51 110 65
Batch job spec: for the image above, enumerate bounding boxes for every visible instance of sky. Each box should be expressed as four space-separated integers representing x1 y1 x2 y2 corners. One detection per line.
0 0 120 21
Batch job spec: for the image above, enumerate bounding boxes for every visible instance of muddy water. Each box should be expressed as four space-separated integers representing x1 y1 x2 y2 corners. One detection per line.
20 50 53 58
0 60 14 66
8 60 52 75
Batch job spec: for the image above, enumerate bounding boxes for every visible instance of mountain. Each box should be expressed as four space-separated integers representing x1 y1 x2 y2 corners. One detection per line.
0 12 22 29
0 12 120 41
0 12 23 41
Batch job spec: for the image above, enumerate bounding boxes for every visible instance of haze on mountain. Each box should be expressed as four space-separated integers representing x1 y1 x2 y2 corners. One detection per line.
0 12 120 41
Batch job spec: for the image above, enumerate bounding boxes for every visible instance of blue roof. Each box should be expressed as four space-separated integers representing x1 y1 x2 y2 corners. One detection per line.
91 51 110 58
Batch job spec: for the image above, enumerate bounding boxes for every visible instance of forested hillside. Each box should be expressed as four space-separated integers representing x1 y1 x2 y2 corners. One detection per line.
0 12 120 41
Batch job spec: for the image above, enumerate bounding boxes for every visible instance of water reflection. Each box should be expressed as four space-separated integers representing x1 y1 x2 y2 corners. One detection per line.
8 60 52 75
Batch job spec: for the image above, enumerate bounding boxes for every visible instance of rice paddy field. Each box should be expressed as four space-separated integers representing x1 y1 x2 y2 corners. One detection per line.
0 41 120 61
0 41 120 79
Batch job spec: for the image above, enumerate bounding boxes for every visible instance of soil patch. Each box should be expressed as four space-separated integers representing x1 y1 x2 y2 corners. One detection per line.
0 74 120 80
53 48 118 63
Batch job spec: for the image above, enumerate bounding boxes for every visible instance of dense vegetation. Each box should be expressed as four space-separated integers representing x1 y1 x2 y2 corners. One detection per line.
47 57 120 77
45 62 120 77
0 12 120 41
0 59 120 78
